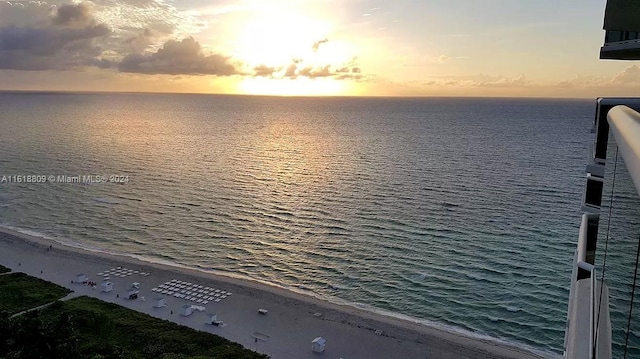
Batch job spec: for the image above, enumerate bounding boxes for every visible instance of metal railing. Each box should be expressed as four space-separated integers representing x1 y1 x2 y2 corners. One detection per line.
577 261 597 359
564 99 640 359
602 38 640 48
608 105 640 196
575 213 598 359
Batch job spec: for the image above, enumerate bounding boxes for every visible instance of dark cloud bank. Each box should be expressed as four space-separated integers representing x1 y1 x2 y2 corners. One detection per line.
0 3 109 70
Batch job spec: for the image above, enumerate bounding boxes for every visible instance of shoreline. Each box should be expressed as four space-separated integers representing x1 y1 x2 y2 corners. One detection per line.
0 226 553 359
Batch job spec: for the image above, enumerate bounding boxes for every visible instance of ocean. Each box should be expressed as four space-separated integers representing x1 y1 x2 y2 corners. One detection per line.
0 93 605 355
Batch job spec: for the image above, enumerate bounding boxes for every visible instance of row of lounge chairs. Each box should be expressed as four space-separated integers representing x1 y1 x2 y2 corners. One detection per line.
150 279 231 304
97 266 149 278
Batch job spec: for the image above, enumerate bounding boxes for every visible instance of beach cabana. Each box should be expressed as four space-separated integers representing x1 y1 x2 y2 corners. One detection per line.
180 305 193 316
206 313 217 324
311 337 326 353
75 274 88 283
153 297 166 308
101 282 113 293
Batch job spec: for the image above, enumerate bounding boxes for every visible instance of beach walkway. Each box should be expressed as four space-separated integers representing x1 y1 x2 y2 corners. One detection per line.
9 292 80 319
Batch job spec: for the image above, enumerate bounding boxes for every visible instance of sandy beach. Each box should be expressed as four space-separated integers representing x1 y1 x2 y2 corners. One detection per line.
0 227 550 359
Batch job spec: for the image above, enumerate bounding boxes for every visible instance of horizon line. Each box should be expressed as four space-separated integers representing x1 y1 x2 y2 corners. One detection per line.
0 89 594 101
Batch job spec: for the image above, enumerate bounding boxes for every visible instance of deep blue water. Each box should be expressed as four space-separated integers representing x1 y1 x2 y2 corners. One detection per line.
0 93 596 354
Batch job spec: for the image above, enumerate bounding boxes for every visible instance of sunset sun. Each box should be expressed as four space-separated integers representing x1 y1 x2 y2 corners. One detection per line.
226 6 359 96
234 9 330 66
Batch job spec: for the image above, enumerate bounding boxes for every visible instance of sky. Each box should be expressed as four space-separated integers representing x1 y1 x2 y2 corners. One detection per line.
0 0 639 97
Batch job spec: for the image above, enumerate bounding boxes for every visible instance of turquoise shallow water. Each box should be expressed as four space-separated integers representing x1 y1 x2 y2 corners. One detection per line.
0 93 596 354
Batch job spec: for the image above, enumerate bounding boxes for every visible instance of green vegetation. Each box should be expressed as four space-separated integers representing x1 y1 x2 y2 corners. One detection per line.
0 272 266 358
0 309 78 358
2 296 268 359
0 264 9 274
0 272 70 314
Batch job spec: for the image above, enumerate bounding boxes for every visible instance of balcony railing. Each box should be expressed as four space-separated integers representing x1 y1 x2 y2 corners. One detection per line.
607 106 640 195
600 39 640 60
565 100 640 358
565 212 611 359
576 261 596 359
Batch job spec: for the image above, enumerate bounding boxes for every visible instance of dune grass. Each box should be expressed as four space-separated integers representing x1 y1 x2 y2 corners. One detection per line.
0 272 70 314
0 271 268 359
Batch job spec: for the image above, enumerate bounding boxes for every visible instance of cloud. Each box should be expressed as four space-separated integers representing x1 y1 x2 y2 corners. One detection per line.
52 3 94 27
557 75 605 88
611 65 640 85
418 74 530 88
401 54 465 67
0 3 111 71
117 37 238 75
557 66 640 89
125 28 158 53
253 64 279 77
476 74 528 87
409 66 640 97
252 55 365 81
275 62 364 80
63 0 210 64
89 0 202 37
299 65 332 78
284 63 298 78
336 73 364 80
539 66 640 97
0 1 52 27
312 38 328 52
0 24 109 55
0 1 367 81
0 1 199 64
